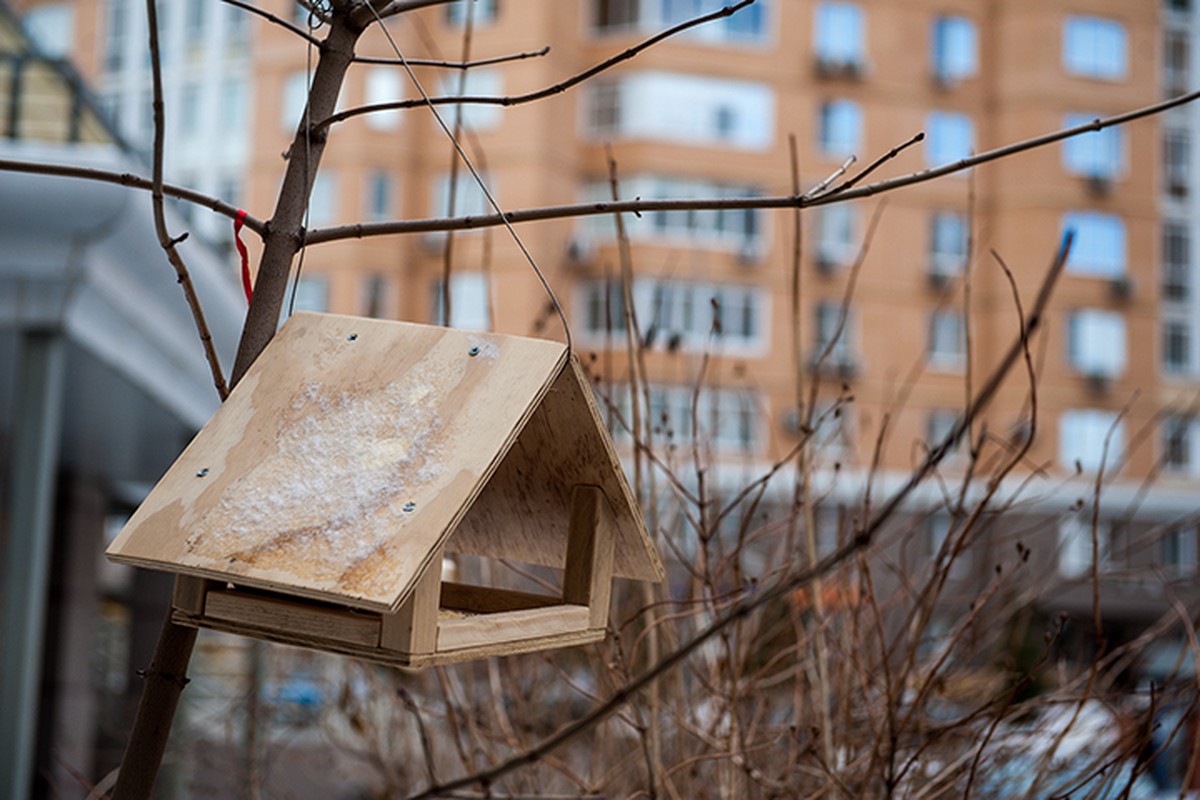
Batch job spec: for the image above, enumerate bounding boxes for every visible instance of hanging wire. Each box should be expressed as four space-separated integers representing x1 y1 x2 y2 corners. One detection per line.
287 4 328 316
362 1 573 353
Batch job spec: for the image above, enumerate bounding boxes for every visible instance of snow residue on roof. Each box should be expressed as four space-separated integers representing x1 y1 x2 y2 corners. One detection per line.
184 375 445 586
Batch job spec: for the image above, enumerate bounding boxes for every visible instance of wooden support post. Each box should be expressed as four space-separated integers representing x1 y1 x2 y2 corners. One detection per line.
563 485 617 629
381 549 443 655
171 575 209 615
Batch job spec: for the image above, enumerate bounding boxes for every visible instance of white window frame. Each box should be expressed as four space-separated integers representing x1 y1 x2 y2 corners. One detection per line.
1062 211 1126 278
438 69 503 131
1058 515 1112 578
1067 309 1127 379
814 204 858 268
814 2 864 69
1059 409 1124 473
446 0 497 26
930 15 978 84
817 99 861 157
1062 113 1124 180
929 211 968 277
927 310 966 371
432 272 491 331
925 111 973 166
365 68 403 131
578 279 767 356
1063 15 1128 80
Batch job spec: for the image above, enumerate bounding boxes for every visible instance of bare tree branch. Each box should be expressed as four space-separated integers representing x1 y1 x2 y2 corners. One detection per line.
404 236 1074 800
220 0 322 46
305 87 1200 244
354 45 551 68
0 159 267 236
319 0 758 130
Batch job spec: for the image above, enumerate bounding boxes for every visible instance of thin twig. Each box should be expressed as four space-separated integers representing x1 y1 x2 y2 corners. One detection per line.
220 0 321 46
144 0 228 400
355 45 551 68
319 0 758 130
305 88 1200 243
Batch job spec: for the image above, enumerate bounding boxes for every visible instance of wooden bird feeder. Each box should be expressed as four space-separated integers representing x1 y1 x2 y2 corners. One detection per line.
106 313 662 667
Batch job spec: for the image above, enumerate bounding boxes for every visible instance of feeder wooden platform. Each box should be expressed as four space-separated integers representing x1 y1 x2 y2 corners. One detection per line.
107 313 661 667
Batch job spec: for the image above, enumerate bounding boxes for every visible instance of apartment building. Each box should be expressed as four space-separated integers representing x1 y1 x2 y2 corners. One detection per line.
13 0 1200 704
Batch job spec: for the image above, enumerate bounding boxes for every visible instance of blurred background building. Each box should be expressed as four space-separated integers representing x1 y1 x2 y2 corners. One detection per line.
3 0 1200 797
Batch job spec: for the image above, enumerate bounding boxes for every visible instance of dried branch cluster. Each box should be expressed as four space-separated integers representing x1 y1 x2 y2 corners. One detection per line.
9 0 1198 798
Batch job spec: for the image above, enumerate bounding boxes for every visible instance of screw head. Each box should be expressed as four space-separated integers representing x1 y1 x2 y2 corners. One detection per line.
403 502 416 512
348 333 358 341
197 467 209 477
468 346 480 357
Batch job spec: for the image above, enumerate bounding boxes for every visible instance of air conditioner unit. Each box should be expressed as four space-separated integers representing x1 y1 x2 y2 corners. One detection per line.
566 235 596 264
736 243 761 268
1084 174 1112 197
814 250 840 275
814 57 862 81
420 231 448 253
1108 275 1133 301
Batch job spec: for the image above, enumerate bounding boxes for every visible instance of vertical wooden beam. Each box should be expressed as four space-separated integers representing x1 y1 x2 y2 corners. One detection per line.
563 485 617 629
381 549 443 655
171 575 209 615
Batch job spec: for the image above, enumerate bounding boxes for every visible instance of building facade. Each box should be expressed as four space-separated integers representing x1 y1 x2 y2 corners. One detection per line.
7 0 1200 793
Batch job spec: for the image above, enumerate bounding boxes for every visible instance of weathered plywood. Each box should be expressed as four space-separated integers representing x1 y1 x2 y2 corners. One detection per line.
108 313 568 612
204 589 381 647
447 356 663 582
563 485 617 628
439 582 561 614
436 604 591 652
380 547 442 654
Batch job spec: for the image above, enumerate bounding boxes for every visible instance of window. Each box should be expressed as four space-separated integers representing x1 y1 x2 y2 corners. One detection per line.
434 171 492 217
179 84 201 141
1162 415 1198 473
446 0 497 25
1161 524 1198 573
1165 128 1190 196
439 69 502 131
1165 31 1190 95
814 2 864 70
365 68 403 131
926 409 964 462
925 112 973 166
1062 113 1123 179
814 204 857 268
581 175 762 251
433 272 491 330
815 302 855 366
1168 0 1191 13
1163 319 1191 374
23 4 74 58
292 276 329 312
359 274 394 319
1067 309 1126 378
931 16 977 84
1058 516 1111 578
307 172 338 226
579 279 766 354
105 0 127 72
221 77 248 140
594 0 768 42
1059 409 1124 473
930 212 968 277
226 2 248 45
1063 16 1128 80
1163 222 1190 300
607 384 761 453
282 71 311 131
928 310 966 369
817 99 861 157
366 171 393 221
586 72 774 150
926 515 970 578
1062 211 1126 277
185 0 206 37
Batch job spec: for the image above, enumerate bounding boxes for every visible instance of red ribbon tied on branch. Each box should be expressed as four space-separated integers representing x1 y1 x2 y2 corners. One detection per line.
234 209 252 303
